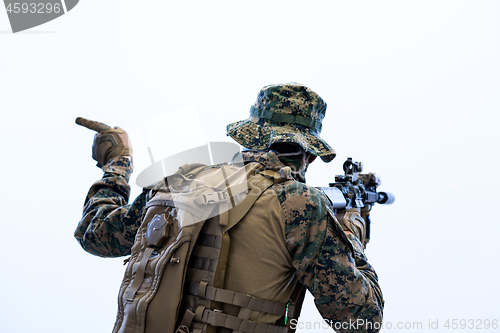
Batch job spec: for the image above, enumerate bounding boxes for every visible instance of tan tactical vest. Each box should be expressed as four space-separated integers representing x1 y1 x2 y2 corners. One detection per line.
113 162 306 333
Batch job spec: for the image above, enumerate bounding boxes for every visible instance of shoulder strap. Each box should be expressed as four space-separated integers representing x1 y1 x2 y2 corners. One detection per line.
223 167 291 233
285 283 307 333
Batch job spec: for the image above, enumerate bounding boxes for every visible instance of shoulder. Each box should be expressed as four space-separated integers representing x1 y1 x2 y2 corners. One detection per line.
271 180 332 213
270 180 333 239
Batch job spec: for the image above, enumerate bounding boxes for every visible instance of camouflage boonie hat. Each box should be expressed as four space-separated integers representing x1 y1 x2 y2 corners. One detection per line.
226 83 336 162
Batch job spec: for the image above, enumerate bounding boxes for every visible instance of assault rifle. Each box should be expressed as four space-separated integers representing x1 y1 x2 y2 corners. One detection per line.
319 157 395 241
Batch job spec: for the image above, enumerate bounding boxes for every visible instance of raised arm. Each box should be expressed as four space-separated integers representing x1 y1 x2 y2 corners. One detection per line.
74 117 146 257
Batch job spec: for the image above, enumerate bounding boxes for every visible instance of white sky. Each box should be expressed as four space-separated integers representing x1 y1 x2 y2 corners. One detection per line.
1 1 499 332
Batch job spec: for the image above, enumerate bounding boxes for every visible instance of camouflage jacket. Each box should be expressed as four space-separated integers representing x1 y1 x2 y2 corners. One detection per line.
75 151 384 333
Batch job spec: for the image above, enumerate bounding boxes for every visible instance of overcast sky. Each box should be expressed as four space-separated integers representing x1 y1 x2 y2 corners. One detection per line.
1 1 499 332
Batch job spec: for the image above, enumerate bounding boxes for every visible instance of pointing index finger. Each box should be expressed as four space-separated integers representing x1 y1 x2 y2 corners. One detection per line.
75 117 112 133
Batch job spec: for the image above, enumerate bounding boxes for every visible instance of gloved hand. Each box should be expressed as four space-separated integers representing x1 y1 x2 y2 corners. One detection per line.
76 117 132 168
336 208 368 248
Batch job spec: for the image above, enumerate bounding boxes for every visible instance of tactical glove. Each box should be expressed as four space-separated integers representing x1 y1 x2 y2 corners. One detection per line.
336 208 368 248
76 117 132 168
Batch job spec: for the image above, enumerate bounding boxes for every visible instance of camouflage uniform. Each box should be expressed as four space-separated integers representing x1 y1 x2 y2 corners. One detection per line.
76 83 384 332
75 150 384 332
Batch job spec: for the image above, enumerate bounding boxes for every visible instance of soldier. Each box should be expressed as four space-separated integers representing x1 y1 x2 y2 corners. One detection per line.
75 83 384 333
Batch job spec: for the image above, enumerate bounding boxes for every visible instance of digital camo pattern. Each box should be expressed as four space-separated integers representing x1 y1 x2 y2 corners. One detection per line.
240 147 310 183
75 150 383 332
244 150 384 332
75 157 149 257
253 83 327 124
226 83 336 163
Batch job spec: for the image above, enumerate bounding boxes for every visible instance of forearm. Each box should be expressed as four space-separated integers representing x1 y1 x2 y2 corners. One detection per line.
75 156 146 257
345 231 384 311
313 229 384 333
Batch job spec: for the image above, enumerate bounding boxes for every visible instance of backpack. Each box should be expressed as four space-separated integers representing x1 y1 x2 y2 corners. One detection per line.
112 162 306 333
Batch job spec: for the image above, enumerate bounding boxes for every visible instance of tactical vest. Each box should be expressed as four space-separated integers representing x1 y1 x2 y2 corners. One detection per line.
113 162 306 333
